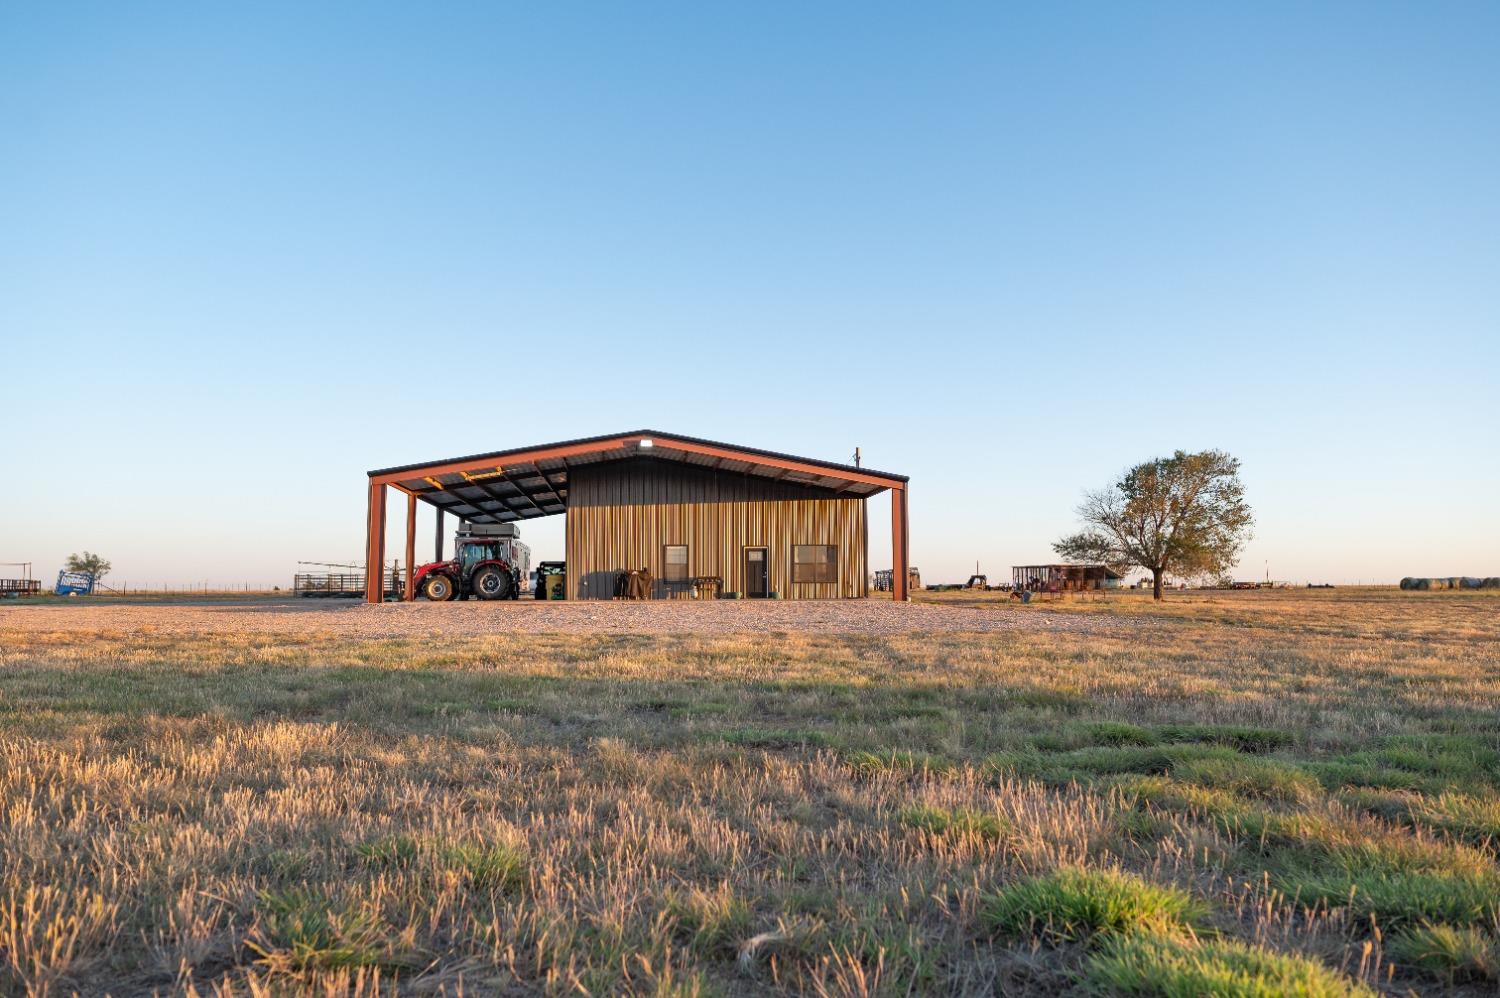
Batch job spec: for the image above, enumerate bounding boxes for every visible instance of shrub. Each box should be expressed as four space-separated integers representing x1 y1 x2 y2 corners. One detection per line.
981 868 1200 943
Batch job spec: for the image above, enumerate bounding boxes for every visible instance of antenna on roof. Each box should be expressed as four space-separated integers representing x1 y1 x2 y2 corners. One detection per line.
852 446 861 467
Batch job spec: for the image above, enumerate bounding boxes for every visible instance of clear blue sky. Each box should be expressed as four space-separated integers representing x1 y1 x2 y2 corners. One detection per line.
3 2 1497 588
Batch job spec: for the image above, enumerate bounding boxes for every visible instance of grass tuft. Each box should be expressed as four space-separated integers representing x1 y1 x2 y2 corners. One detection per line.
898 804 1010 841
845 748 954 776
354 834 420 868
981 868 1200 943
717 727 830 749
1154 724 1294 754
1082 932 1374 997
1388 923 1497 982
662 884 751 956
443 841 528 893
249 888 389 972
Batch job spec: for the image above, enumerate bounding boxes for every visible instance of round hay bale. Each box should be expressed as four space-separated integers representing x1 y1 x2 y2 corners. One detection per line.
1483 577 1500 589
1415 578 1435 590
1448 577 1464 590
1400 577 1415 590
1460 577 1482 589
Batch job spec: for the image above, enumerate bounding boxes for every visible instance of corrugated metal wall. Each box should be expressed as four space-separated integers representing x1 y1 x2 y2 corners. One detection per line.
565 459 868 599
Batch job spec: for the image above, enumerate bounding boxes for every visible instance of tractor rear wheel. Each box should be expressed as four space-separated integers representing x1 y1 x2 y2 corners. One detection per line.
473 566 513 601
423 574 456 602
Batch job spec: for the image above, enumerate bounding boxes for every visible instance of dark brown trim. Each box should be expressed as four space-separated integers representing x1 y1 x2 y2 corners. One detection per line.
369 429 907 487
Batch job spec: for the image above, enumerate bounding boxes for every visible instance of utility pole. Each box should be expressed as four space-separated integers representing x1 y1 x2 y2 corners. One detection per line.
852 446 861 468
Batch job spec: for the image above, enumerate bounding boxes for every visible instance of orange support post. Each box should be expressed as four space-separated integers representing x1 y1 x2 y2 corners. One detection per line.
891 484 909 602
365 480 386 603
404 492 417 601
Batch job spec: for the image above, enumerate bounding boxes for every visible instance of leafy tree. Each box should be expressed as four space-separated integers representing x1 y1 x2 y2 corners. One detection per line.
65 551 111 582
1054 450 1252 601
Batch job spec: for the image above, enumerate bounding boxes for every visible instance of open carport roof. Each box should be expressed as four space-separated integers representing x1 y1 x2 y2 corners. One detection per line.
368 429 909 525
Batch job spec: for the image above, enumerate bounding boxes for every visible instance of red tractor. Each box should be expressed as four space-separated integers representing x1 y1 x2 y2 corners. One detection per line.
412 524 531 602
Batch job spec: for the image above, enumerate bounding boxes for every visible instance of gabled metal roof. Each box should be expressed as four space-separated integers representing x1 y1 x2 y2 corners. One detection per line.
368 429 906 525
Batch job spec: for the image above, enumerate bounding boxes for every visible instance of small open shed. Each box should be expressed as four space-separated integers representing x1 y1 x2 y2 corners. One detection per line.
1012 564 1121 592
365 430 910 602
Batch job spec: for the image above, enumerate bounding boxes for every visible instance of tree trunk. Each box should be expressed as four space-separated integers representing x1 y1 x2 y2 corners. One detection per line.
1152 567 1164 601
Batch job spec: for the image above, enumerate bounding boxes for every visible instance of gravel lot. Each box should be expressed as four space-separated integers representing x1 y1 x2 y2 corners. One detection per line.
0 597 1140 638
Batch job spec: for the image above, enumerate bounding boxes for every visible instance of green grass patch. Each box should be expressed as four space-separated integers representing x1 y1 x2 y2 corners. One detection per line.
1083 932 1374 997
662 885 752 956
1279 868 1499 926
1169 754 1320 805
1154 724 1294 754
898 804 1009 841
1389 923 1497 983
443 841 528 892
990 744 1308 793
716 727 831 749
845 749 956 776
356 835 527 892
250 888 391 971
1341 789 1500 847
355 834 420 868
981 868 1201 943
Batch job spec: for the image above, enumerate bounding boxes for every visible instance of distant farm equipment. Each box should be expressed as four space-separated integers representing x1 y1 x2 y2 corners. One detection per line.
873 567 921 593
535 561 566 600
295 562 400 598
1 563 41 598
55 570 96 596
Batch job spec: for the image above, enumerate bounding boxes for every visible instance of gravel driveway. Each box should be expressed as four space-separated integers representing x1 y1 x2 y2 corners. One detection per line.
0 597 1136 638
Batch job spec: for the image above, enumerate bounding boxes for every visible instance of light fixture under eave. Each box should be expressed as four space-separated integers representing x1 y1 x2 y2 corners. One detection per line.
638 438 654 448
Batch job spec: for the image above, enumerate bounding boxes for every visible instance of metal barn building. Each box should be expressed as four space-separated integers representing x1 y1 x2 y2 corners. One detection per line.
364 430 911 602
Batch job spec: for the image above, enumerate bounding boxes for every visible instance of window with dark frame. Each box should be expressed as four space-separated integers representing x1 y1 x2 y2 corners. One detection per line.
792 545 837 584
664 545 689 582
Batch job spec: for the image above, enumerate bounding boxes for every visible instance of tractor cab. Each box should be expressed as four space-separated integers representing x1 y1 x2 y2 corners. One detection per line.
458 538 506 577
413 523 531 602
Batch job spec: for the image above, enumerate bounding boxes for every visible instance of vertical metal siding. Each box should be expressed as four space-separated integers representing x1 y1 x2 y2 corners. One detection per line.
564 460 867 599
566 498 866 599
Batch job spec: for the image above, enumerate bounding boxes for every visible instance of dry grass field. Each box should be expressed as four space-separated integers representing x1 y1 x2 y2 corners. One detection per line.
1 588 1497 996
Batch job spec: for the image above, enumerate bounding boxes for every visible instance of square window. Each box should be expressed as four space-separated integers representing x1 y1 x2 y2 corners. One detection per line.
792 545 837 584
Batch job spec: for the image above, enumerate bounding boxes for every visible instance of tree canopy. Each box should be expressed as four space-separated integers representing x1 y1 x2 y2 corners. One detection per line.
64 551 111 581
1054 450 1252 600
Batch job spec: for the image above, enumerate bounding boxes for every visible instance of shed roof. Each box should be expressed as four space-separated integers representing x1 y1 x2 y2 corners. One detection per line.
1013 563 1124 580
368 429 907 525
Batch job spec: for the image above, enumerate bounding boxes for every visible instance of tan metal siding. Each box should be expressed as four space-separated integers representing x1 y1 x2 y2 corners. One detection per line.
566 497 866 599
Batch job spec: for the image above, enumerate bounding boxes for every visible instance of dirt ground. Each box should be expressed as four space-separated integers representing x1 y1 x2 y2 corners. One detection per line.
0 594 1142 638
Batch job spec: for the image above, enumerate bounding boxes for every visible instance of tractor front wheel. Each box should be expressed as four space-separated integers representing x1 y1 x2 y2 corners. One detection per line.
423 574 456 602
473 566 513 601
